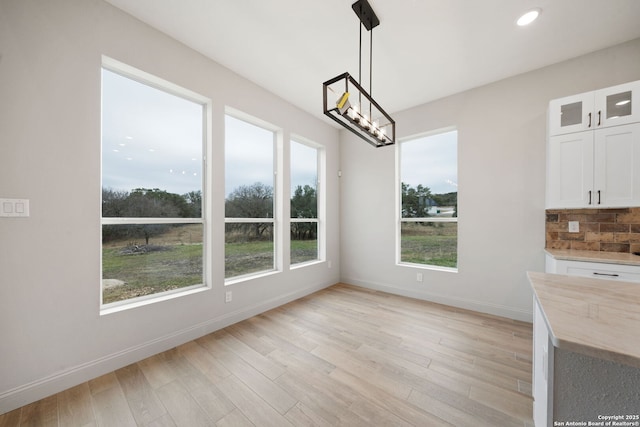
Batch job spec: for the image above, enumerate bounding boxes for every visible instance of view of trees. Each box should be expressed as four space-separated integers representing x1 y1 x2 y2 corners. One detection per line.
225 182 273 218
102 182 319 244
102 188 202 218
400 183 458 268
225 182 274 241
401 182 457 218
103 182 456 246
102 188 202 244
291 184 318 240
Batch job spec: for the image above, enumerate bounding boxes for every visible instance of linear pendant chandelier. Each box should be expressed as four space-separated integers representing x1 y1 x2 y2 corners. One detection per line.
323 0 396 148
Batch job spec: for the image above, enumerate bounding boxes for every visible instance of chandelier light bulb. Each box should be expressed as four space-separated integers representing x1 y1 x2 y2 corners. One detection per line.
363 114 370 129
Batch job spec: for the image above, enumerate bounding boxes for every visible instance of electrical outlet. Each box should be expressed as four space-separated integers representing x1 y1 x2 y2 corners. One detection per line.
225 290 232 303
568 221 579 233
416 273 423 282
328 260 332 269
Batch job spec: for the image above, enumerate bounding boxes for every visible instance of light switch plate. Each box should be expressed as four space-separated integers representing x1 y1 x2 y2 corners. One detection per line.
0 198 30 217
568 221 579 233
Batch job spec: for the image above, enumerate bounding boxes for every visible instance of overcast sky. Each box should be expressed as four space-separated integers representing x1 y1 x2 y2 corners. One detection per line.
400 130 458 195
103 67 451 200
290 140 318 193
102 69 318 199
101 68 203 195
224 115 274 196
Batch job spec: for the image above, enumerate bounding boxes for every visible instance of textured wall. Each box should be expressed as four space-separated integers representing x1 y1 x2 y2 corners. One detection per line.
554 348 640 422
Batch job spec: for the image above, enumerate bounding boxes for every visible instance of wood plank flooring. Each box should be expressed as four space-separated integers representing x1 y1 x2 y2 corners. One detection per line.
0 283 534 426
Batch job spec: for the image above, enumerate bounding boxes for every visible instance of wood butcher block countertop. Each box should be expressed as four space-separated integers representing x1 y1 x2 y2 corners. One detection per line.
528 271 640 369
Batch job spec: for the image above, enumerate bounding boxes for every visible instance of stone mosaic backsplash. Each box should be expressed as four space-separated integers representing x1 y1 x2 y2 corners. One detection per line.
545 207 640 254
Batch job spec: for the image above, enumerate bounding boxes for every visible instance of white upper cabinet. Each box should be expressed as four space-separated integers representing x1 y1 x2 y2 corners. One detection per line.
547 122 640 208
547 80 640 209
549 80 640 136
594 122 640 207
547 131 594 208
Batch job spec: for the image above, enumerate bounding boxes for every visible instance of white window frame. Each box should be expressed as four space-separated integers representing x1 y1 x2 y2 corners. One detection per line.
289 136 325 268
100 56 212 314
396 127 458 273
224 108 281 284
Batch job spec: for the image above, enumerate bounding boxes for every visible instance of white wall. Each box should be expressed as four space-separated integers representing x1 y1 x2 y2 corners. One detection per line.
0 0 340 413
340 38 640 322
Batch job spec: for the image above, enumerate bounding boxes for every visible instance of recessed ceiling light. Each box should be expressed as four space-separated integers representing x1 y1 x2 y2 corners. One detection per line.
517 8 541 26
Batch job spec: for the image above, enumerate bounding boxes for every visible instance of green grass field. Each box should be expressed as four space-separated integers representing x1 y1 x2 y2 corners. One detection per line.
102 226 318 303
103 222 455 304
102 243 203 304
401 222 457 268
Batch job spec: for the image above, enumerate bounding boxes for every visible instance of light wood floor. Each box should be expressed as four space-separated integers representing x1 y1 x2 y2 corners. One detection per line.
1 284 534 427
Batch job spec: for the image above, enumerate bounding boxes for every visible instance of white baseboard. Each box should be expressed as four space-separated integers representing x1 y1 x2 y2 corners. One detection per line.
0 281 332 415
342 277 533 323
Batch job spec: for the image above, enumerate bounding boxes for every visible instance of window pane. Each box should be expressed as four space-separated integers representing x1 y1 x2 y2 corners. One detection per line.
225 222 274 278
102 69 203 216
400 130 458 269
291 141 318 219
400 222 457 268
291 222 318 264
401 130 457 219
291 140 319 266
225 115 274 217
102 223 203 304
101 65 206 306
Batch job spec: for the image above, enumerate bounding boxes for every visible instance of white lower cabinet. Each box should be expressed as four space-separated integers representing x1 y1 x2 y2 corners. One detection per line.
545 255 640 282
533 300 553 427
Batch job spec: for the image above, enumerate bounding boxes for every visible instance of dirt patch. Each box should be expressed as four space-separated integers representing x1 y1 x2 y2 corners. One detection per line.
118 245 172 255
102 279 126 289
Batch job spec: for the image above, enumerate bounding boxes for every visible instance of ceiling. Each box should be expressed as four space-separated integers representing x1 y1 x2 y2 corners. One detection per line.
105 0 640 124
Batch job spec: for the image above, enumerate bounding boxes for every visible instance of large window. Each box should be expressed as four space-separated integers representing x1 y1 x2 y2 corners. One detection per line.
290 140 320 265
225 114 276 279
101 60 208 306
399 129 458 270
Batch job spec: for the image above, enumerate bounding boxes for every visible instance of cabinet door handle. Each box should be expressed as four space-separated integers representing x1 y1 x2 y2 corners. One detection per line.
588 190 592 205
588 112 592 128
598 110 602 126
597 190 601 205
593 272 619 278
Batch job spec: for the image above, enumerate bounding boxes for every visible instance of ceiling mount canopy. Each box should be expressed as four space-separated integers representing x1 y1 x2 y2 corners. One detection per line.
323 0 396 148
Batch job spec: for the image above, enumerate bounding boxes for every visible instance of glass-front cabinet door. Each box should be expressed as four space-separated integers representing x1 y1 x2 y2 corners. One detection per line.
548 92 594 136
549 80 640 136
594 80 640 129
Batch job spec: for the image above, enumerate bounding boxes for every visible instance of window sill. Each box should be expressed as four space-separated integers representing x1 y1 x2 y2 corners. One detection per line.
100 284 209 316
398 262 458 274
290 259 323 270
224 269 279 286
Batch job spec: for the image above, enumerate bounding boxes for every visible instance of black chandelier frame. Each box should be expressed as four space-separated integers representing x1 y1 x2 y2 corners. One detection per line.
322 0 396 148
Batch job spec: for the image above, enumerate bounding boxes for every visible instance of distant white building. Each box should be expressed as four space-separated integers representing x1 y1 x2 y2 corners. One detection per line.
427 206 456 217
